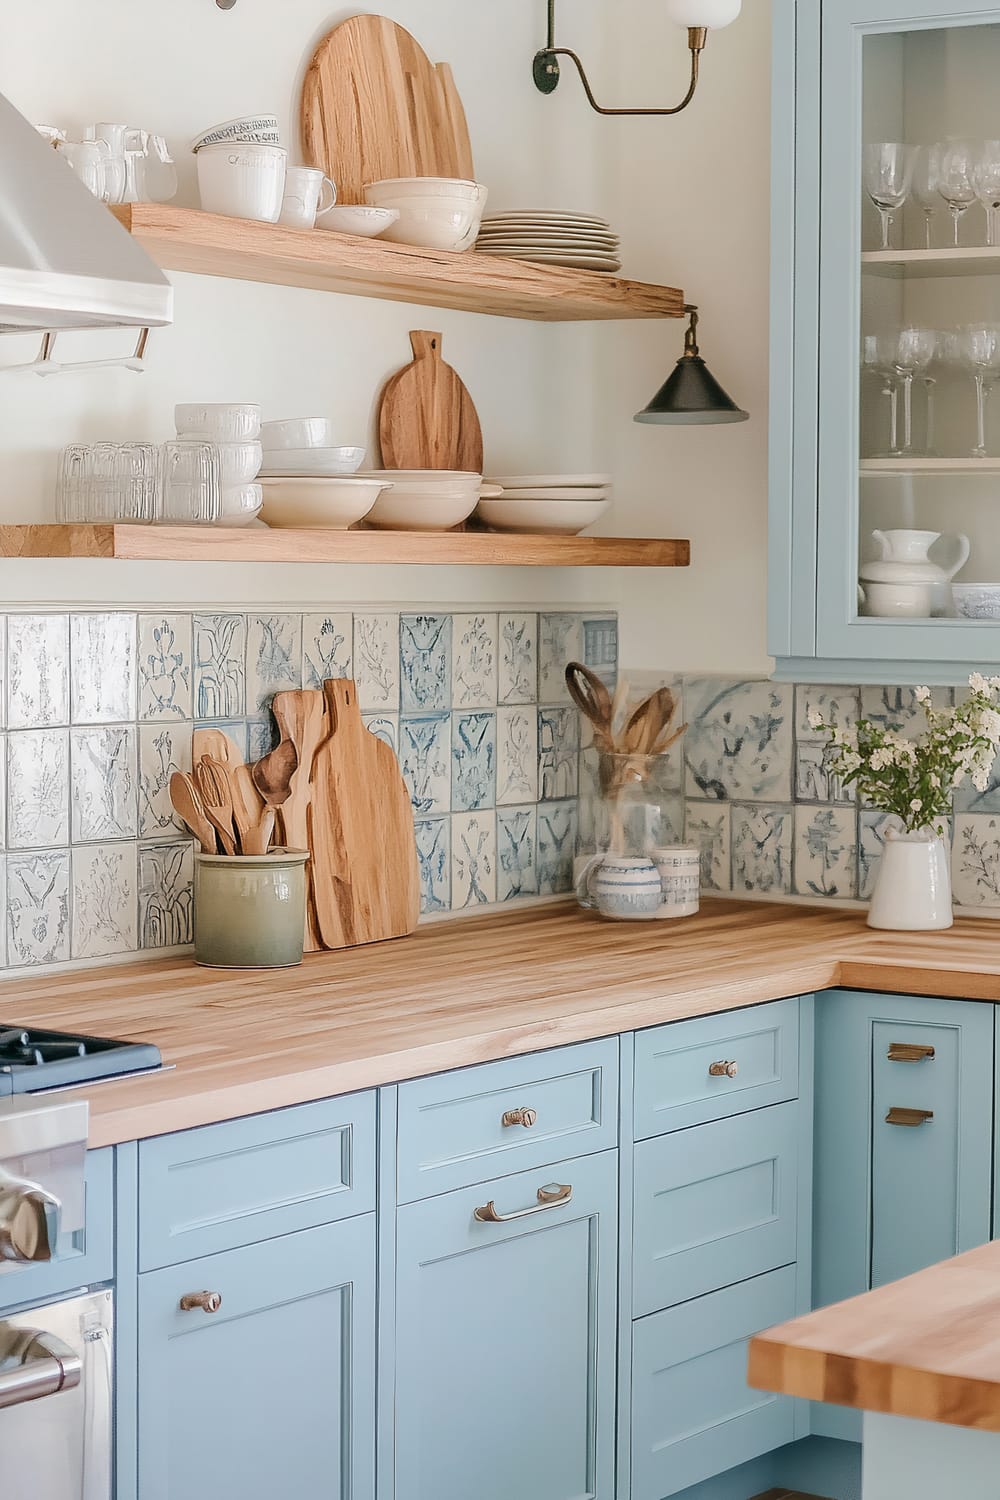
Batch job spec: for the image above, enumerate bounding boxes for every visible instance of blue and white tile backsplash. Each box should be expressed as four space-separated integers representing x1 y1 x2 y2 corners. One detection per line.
0 606 615 972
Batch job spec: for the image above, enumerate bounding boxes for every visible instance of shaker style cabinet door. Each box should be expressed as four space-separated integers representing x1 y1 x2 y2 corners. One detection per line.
136 1215 376 1500
393 1150 618 1500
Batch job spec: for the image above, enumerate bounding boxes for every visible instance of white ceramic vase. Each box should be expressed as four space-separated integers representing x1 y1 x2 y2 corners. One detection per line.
867 826 953 931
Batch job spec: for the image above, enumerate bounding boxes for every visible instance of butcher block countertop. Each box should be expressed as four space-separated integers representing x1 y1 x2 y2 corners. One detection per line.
6 897 1000 1148
748 1240 1000 1431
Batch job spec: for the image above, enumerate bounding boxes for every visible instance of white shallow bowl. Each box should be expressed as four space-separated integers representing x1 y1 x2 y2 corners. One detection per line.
216 441 263 484
364 488 481 531
496 486 611 501
476 496 610 535
952 584 1000 620
259 476 389 530
176 403 261 442
191 114 280 151
487 472 612 489
361 468 484 489
260 446 366 477
261 417 337 450
364 179 488 252
366 176 486 201
218 482 263 527
316 205 400 238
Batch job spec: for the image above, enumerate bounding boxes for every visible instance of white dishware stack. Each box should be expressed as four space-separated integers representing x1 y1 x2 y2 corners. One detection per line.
259 418 381 529
170 404 263 526
475 211 622 273
192 114 287 223
359 471 499 531
364 177 488 252
477 474 613 535
42 121 177 205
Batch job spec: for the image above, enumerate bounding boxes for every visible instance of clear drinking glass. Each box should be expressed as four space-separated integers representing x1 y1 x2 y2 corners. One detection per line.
117 443 159 522
158 440 221 523
972 139 1000 245
912 146 941 248
55 444 93 522
935 139 978 245
863 142 917 249
862 334 901 454
89 442 122 522
960 324 1000 456
892 327 938 454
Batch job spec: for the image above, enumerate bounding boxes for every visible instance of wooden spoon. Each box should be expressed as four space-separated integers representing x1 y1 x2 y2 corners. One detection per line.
192 727 243 768
230 762 270 856
251 739 299 812
168 772 218 854
270 691 327 850
622 686 677 755
195 756 237 856
565 662 614 749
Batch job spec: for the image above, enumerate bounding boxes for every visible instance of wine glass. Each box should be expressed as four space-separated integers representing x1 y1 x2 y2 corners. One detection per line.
935 140 978 245
863 143 917 249
893 328 938 454
862 334 901 455
972 139 1000 245
960 323 1000 457
912 146 941 249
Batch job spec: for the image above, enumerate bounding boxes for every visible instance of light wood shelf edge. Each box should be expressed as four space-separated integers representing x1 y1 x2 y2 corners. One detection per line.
0 525 690 568
111 204 685 322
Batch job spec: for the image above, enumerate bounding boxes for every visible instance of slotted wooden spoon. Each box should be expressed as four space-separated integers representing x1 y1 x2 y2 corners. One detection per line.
195 756 237 856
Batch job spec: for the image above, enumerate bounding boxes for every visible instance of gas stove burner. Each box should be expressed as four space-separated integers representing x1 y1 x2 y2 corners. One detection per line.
0 1023 163 1095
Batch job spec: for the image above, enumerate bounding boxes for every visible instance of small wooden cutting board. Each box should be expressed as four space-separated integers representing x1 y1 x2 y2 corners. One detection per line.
378 330 484 472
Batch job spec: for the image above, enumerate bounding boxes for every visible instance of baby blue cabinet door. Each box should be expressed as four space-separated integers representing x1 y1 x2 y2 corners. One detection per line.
136 1215 376 1500
393 1150 618 1500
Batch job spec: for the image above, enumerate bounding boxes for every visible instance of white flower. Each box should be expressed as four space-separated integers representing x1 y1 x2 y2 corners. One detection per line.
930 773 941 789
970 671 989 694
910 798 923 812
806 707 823 730
914 686 931 704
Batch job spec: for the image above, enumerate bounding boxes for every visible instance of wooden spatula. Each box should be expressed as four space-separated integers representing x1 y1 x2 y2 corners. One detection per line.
195 757 237 856
271 690 329 951
169 772 217 854
192 727 243 768
230 762 271 856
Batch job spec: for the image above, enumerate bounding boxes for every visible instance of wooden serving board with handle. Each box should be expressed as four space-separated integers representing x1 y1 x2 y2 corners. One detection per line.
300 14 474 206
307 679 420 950
378 330 484 472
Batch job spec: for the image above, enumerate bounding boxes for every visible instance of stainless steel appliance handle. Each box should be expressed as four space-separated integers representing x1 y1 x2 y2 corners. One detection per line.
0 1164 61 1262
82 1322 113 1500
0 1325 82 1409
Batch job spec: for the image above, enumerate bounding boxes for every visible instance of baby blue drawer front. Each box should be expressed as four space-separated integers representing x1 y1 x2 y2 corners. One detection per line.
631 1265 798 1499
138 1092 376 1270
633 998 800 1139
396 1039 619 1202
632 1101 798 1317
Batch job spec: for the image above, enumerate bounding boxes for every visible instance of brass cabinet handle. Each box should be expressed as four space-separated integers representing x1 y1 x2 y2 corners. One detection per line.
888 1042 936 1062
708 1060 738 1078
885 1107 934 1127
179 1290 222 1314
474 1182 572 1223
501 1106 538 1128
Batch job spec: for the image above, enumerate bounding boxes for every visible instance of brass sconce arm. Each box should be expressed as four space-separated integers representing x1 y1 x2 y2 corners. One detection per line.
533 0 707 116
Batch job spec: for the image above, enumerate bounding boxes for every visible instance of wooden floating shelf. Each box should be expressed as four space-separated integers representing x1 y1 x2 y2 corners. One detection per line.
0 525 690 568
862 245 1000 279
111 205 685 323
861 457 1000 475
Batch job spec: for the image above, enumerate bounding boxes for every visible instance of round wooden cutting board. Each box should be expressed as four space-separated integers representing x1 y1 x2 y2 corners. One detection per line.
378 330 484 472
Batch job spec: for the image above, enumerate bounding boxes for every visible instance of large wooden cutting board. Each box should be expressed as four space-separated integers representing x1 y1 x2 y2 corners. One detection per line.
378 330 484 472
308 679 420 950
300 14 474 206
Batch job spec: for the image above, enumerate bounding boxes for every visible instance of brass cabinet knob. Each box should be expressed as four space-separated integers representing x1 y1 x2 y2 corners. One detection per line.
501 1106 538 1128
708 1060 738 1078
179 1290 222 1314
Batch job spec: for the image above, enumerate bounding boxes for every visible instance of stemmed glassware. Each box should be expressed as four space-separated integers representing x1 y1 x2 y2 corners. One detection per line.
912 147 941 249
863 143 917 249
972 140 1000 246
893 327 938 454
960 324 1000 457
862 334 903 455
935 139 978 245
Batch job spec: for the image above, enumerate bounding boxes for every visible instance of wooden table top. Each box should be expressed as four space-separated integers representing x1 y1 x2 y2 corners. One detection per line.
5 897 1000 1147
749 1239 1000 1431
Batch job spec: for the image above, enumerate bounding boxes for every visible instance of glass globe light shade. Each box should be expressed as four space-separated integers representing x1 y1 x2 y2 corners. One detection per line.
663 0 742 28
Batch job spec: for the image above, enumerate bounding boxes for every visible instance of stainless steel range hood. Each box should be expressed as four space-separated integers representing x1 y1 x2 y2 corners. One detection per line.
0 91 172 334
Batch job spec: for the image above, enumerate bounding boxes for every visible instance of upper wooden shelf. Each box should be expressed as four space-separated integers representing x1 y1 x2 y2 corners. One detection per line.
111 205 685 323
0 525 690 568
862 245 1000 279
861 456 1000 475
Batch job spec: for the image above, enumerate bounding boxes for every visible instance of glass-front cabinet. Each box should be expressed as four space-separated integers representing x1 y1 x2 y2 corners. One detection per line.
771 0 1000 680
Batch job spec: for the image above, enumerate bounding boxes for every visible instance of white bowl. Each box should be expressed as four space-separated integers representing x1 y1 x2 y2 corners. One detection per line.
496 486 611 502
361 468 485 490
261 417 335 450
364 179 488 252
218 482 263 528
952 584 1000 620
476 496 610 535
316 205 400 238
259 446 367 477
259 475 389 530
176 403 261 441
487 472 613 489
216 441 262 483
191 114 280 152
366 176 486 201
365 489 481 531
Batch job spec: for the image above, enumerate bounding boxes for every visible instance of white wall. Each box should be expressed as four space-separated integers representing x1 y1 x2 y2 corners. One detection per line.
0 0 773 666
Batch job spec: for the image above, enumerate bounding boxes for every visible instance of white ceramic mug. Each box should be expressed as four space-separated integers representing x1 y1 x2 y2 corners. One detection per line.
278 166 337 230
196 143 287 223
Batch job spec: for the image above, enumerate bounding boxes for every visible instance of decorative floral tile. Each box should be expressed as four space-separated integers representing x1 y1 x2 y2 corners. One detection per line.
7 851 69 966
8 615 69 729
246 717 277 763
497 806 537 901
538 707 580 801
302 612 353 690
497 706 538 807
399 714 451 816
246 614 302 714
859 685 953 730
71 613 136 724
953 814 1000 908
139 840 194 949
452 711 496 813
794 685 860 739
538 612 583 704
363 715 399 754
858 811 897 901
498 613 538 706
536 800 578 895
138 724 191 839
7 730 69 849
795 741 855 804
731 803 794 895
577 748 601 852
194 614 246 719
582 615 618 686
400 615 452 713
452 810 497 907
72 842 137 959
685 802 731 893
452 614 498 709
71 726 137 842
353 614 399 711
138 615 192 722
683 677 794 802
793 806 857 899
414 816 450 914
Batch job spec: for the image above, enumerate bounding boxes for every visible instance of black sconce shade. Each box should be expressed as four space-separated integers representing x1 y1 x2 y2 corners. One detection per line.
634 307 749 425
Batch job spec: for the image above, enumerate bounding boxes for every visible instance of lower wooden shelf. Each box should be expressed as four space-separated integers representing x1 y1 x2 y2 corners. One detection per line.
0 525 690 568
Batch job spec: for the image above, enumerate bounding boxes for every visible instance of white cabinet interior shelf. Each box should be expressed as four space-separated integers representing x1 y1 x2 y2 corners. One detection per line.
860 457 1000 475
862 247 1000 280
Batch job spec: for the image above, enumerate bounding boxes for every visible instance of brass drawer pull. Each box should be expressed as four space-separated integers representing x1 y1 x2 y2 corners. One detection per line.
474 1182 572 1224
708 1060 738 1078
888 1042 936 1063
179 1290 222 1314
501 1106 538 1129
885 1107 934 1128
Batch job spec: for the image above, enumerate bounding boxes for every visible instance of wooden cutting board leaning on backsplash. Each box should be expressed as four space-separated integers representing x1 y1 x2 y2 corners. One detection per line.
378 330 484 471
300 13 474 205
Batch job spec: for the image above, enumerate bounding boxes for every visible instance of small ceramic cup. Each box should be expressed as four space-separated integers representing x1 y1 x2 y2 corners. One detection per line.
593 857 662 922
652 845 701 920
278 166 337 229
194 849 309 968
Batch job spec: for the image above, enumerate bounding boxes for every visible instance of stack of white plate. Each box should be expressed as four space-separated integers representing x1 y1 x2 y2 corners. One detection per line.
476 212 621 273
477 474 613 536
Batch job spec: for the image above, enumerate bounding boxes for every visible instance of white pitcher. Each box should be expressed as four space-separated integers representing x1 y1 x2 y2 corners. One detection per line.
862 528 970 618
